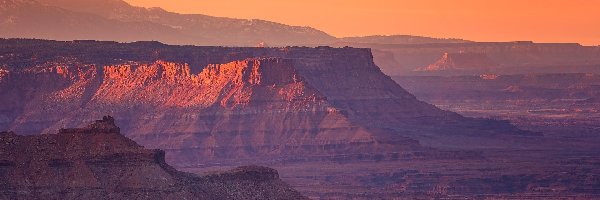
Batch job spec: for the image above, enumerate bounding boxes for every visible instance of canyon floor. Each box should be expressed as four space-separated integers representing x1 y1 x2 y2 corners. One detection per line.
184 135 600 199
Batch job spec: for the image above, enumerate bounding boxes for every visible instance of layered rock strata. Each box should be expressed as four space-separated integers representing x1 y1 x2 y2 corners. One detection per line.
0 39 526 166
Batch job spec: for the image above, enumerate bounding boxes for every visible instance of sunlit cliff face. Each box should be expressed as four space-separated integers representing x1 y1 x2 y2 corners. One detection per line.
5 57 379 160
43 59 327 110
0 68 8 81
1 40 531 169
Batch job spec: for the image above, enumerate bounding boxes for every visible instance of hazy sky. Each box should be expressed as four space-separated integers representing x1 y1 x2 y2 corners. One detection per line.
124 0 599 45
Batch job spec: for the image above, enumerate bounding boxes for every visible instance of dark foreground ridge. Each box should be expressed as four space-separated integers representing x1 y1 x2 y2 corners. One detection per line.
0 116 307 200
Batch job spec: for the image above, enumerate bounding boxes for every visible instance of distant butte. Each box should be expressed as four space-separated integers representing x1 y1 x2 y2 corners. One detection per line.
417 52 498 72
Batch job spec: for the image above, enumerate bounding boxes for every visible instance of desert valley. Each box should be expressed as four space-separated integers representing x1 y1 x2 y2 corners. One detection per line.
1 0 599 199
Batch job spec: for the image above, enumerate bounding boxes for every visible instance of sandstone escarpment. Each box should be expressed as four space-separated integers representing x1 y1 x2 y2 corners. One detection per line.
95 58 326 110
0 39 525 167
0 116 307 200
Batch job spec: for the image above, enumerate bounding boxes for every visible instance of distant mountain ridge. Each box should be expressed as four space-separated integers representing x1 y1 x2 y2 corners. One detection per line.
338 35 471 45
0 0 466 46
1 0 191 43
1 0 334 46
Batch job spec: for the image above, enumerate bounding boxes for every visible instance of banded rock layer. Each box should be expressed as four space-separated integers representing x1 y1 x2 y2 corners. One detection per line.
0 39 525 166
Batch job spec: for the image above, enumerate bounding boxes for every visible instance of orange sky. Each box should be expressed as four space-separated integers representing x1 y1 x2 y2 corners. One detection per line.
124 0 599 45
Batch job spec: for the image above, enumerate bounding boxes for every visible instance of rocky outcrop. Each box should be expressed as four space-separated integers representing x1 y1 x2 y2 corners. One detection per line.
0 116 307 199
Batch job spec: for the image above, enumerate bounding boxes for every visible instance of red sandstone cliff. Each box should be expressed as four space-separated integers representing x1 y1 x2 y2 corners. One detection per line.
0 39 526 167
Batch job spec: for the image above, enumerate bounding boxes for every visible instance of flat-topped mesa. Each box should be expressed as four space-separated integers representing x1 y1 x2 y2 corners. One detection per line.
50 116 152 158
0 116 160 172
0 39 528 166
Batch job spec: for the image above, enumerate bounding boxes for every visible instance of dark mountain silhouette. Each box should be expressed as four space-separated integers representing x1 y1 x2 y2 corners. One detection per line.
1 0 334 46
